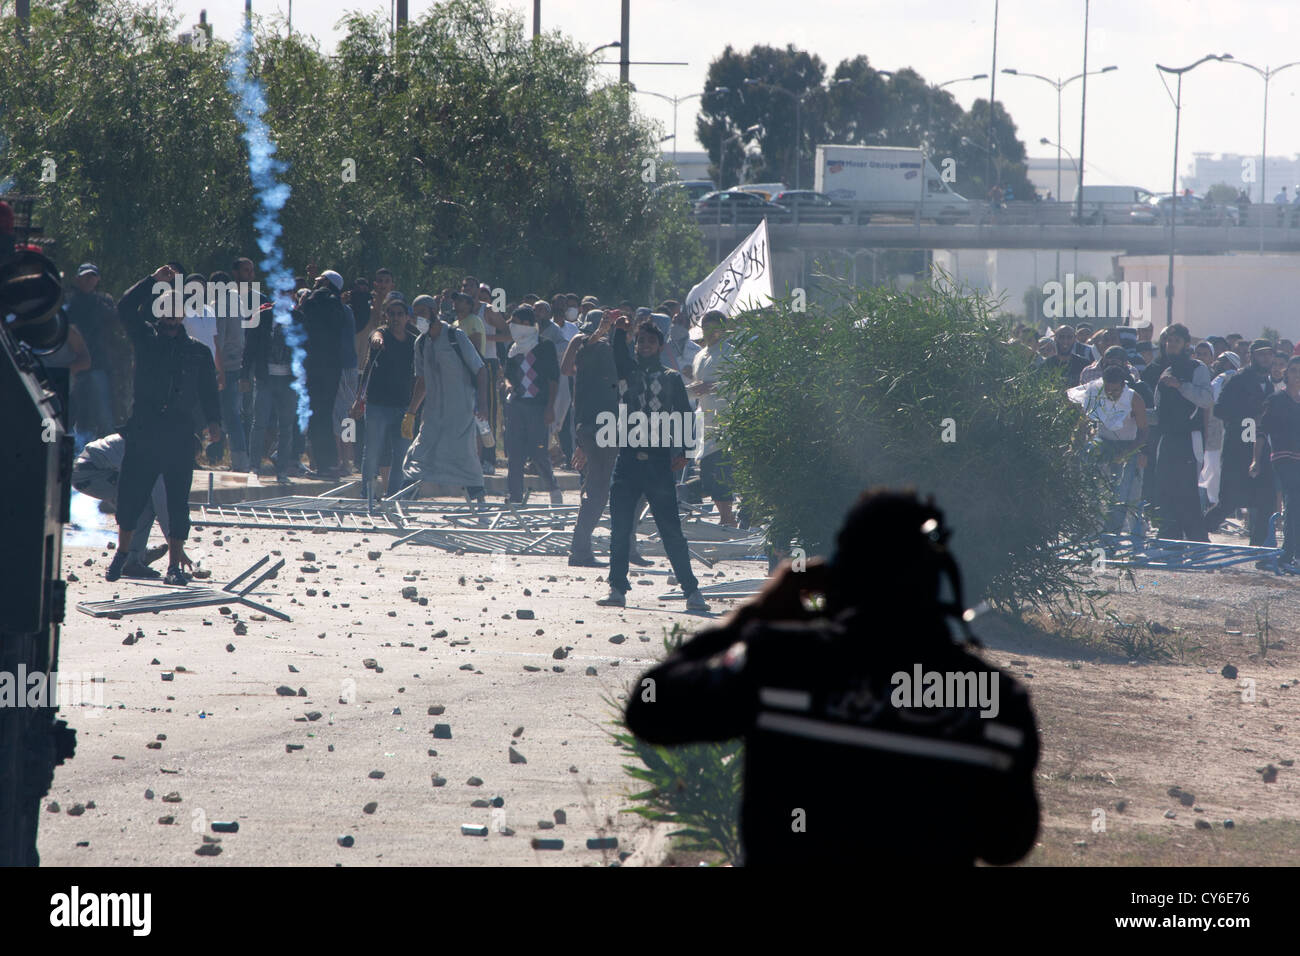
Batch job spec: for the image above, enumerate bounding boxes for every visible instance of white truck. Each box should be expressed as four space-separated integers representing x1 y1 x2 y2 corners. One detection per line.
814 145 970 223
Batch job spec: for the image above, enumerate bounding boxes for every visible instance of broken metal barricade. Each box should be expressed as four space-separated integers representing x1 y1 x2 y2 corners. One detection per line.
1069 534 1300 574
658 578 766 601
387 528 574 556
76 555 292 620
187 483 769 560
191 498 409 533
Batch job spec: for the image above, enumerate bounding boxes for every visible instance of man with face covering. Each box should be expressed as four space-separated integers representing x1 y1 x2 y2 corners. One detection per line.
108 263 222 585
503 305 562 505
402 296 490 504
1207 340 1278 547
1140 323 1215 541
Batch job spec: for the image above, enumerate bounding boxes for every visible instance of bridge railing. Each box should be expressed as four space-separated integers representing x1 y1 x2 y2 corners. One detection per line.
693 200 1300 229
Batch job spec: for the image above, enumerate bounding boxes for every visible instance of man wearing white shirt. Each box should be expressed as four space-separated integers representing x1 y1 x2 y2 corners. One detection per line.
183 273 221 461
1067 365 1148 533
687 310 738 527
182 274 220 361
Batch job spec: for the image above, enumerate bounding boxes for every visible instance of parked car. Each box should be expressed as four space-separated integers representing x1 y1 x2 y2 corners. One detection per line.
1140 193 1240 226
733 182 789 201
770 190 858 224
654 179 716 203
1071 184 1154 224
693 190 788 223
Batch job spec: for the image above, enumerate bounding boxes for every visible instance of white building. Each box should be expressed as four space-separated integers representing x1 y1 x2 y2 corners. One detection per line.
1024 156 1079 203
661 150 711 183
1117 254 1300 341
931 248 1122 327
1182 152 1300 202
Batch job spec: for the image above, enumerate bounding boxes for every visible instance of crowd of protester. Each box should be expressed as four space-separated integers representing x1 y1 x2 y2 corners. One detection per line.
1016 318 1300 568
57 257 733 608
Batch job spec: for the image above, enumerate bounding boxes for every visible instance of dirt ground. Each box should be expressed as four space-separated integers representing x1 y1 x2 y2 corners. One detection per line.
982 546 1300 866
38 500 1300 867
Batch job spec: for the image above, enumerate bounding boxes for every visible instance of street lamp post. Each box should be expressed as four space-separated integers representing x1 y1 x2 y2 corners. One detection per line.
1041 137 1080 283
633 89 703 166
1001 65 1117 205
1156 54 1233 327
924 74 987 148
1224 59 1300 252
740 78 853 190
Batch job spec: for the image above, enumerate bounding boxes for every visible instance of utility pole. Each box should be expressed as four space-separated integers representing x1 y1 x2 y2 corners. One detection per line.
533 0 540 37
620 0 630 86
396 0 408 30
986 0 999 189
1075 0 1089 228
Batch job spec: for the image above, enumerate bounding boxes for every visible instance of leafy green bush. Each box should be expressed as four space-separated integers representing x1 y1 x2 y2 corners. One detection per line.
720 279 1109 613
606 624 742 865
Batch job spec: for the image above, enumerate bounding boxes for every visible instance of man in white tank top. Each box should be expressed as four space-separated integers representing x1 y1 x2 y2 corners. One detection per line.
1069 365 1149 533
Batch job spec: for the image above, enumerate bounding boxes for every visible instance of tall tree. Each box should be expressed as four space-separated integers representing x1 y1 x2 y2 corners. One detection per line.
0 0 702 302
699 45 1034 200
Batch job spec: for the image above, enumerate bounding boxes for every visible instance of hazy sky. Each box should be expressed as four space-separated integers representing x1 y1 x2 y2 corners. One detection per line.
172 0 1300 192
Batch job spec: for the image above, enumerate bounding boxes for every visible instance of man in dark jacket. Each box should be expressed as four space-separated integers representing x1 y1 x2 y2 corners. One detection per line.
1206 339 1277 546
596 314 709 612
107 264 221 585
560 308 619 566
65 262 120 446
625 489 1040 866
1140 324 1214 541
1036 325 1091 387
296 271 347 479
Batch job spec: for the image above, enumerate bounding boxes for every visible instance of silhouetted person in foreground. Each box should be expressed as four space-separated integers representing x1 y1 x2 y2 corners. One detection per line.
625 488 1040 866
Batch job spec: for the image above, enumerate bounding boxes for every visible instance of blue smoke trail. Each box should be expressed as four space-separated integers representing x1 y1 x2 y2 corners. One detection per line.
226 24 310 430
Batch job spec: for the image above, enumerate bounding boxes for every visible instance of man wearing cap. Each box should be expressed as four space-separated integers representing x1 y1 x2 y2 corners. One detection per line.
65 262 120 446
296 270 348 480
1206 339 1277 546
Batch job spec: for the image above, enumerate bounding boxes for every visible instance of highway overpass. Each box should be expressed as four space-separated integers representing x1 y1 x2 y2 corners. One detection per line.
698 219 1300 254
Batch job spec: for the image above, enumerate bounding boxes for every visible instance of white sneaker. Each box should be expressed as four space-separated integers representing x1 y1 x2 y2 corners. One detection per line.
596 588 626 608
684 590 711 613
247 471 260 486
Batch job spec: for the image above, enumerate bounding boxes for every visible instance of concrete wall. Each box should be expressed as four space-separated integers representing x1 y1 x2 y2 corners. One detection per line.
1118 254 1300 341
931 248 1122 323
